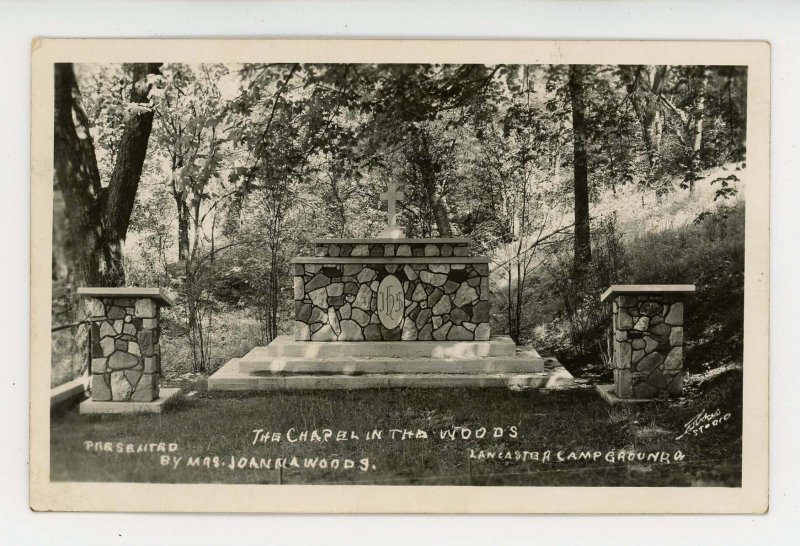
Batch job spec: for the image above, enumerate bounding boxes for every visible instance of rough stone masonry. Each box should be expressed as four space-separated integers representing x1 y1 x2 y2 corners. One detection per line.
293 239 491 342
602 285 695 399
78 289 172 402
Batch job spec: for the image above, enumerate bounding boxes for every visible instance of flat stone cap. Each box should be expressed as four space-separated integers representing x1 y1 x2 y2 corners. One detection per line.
77 287 173 307
313 238 472 245
292 256 489 264
600 284 696 303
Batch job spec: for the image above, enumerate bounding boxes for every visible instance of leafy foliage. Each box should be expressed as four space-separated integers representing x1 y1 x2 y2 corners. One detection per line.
62 62 748 378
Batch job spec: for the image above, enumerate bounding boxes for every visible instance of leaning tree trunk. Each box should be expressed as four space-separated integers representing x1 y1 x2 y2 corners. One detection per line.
53 64 114 382
102 63 162 283
568 64 592 274
54 64 117 288
53 62 162 288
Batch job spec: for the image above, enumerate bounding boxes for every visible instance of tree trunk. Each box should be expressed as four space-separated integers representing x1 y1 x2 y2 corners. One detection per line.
688 69 708 193
53 62 162 288
552 147 561 183
325 174 348 237
641 108 664 173
625 66 669 177
506 267 514 343
53 64 116 287
102 63 162 282
514 258 523 344
568 65 592 273
430 196 453 237
415 132 453 237
170 156 190 262
173 194 190 262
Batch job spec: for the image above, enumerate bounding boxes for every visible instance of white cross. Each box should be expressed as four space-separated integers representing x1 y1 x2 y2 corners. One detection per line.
379 182 404 228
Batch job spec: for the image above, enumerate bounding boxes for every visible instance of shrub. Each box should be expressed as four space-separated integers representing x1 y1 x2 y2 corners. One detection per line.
534 213 625 364
531 203 744 376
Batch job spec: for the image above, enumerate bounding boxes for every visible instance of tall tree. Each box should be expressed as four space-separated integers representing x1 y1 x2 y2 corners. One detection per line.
621 65 670 177
568 64 592 272
401 126 456 237
362 64 500 237
226 63 360 343
53 62 162 287
660 66 709 192
466 63 574 343
151 64 229 263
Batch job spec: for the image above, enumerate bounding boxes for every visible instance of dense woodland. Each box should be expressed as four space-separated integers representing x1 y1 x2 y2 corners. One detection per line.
52 62 747 384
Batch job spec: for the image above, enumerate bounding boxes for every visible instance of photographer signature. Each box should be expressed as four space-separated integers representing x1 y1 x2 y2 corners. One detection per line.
676 407 731 440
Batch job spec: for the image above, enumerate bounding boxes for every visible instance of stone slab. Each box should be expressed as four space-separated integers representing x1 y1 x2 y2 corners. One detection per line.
600 284 696 302
238 353 544 374
595 384 664 405
50 377 88 408
313 238 471 245
210 368 572 391
79 388 181 415
242 335 516 360
208 357 573 392
77 287 174 307
292 257 490 264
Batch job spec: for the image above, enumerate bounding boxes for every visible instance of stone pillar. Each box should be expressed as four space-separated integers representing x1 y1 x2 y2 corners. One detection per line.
77 288 173 403
600 285 695 399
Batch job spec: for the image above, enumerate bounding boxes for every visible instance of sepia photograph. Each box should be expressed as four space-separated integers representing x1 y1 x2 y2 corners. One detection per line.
30 39 769 513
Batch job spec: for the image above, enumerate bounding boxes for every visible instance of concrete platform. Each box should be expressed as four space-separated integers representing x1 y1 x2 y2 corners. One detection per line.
79 388 182 415
208 337 575 392
243 335 517 359
596 384 663 405
235 335 541 375
209 360 574 391
238 354 543 374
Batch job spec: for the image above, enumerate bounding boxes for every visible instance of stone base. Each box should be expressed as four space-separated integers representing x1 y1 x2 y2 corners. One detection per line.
208 336 574 392
79 388 181 415
595 384 664 406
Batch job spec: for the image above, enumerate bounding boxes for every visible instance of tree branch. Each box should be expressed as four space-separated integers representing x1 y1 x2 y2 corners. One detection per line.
492 222 577 270
660 94 689 125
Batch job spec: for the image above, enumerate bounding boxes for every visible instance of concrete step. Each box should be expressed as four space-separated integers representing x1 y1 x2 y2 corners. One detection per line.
241 335 517 360
207 358 576 392
237 352 544 374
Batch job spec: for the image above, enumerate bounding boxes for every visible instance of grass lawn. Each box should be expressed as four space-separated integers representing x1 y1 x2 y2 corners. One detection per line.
51 381 742 487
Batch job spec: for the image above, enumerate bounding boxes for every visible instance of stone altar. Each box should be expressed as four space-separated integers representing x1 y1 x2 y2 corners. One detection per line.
293 238 490 342
208 183 574 392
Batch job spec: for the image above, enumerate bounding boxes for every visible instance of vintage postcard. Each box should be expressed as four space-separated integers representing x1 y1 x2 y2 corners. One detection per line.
30 39 769 513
